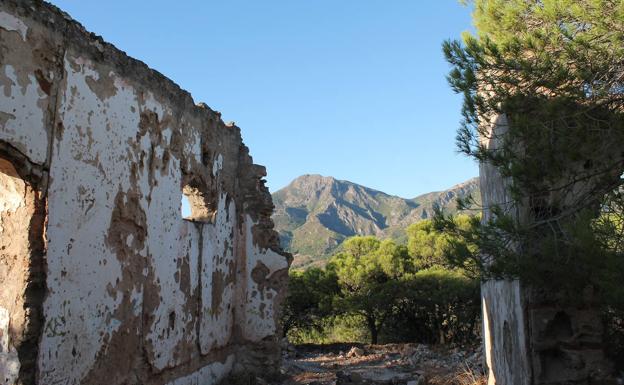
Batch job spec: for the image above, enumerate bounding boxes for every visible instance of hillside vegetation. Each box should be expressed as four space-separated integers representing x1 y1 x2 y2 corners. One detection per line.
282 215 481 347
272 175 479 268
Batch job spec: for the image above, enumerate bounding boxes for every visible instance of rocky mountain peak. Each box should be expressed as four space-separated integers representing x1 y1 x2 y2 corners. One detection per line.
272 176 480 269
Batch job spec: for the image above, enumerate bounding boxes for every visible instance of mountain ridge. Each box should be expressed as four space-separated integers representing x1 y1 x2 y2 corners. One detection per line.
271 175 480 268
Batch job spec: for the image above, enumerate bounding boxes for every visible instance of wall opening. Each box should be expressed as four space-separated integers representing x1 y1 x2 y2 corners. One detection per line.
0 154 45 385
181 182 216 223
181 194 192 219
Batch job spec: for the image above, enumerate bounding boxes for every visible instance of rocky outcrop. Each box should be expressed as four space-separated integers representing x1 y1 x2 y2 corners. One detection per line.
0 1 289 384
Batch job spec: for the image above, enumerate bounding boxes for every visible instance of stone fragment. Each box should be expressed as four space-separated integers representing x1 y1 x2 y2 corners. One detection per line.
347 346 364 358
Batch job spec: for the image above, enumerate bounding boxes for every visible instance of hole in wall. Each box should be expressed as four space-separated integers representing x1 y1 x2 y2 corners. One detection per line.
0 157 28 373
0 155 44 385
181 194 192 219
180 182 216 223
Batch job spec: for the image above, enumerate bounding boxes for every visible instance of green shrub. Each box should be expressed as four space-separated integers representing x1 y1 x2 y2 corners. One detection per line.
384 267 480 345
281 267 339 337
280 232 481 347
288 314 369 345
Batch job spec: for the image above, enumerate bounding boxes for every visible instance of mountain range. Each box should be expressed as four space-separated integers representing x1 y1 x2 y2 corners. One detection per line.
271 175 480 268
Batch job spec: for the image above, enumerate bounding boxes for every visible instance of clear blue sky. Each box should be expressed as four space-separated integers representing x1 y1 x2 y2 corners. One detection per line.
49 0 478 198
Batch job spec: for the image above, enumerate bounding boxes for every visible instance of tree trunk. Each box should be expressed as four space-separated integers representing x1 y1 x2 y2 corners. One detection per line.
370 327 378 345
367 316 378 344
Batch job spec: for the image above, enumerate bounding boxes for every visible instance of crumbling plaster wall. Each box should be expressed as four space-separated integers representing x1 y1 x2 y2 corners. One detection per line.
0 1 290 384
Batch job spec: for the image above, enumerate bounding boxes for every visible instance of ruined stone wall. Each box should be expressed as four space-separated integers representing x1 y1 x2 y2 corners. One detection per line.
0 1 290 384
480 115 611 384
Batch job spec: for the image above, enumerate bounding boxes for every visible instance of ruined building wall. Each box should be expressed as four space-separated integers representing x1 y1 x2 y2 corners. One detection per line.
0 1 290 384
480 115 611 384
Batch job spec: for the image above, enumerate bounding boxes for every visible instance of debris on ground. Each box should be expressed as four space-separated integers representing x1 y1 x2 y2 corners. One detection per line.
279 343 485 385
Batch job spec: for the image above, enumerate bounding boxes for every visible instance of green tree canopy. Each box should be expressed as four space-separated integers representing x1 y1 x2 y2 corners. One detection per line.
340 236 381 258
328 237 410 344
281 267 339 336
389 267 480 345
445 0 624 202
440 3 624 365
406 215 475 270
281 231 481 346
442 0 624 290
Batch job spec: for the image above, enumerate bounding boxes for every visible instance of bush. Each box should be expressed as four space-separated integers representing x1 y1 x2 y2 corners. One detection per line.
280 232 481 347
288 314 369 345
281 267 339 337
384 268 480 346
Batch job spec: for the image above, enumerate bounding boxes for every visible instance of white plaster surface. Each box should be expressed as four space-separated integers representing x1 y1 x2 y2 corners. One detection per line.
0 65 48 164
1 7 286 384
482 280 530 385
199 194 236 353
166 355 234 385
0 12 27 41
39 56 141 385
243 215 289 342
144 144 199 370
212 153 223 176
479 114 531 385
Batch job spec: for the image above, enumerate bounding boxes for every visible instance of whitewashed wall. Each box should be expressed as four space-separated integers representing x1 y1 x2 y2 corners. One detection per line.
479 113 532 385
0 2 289 384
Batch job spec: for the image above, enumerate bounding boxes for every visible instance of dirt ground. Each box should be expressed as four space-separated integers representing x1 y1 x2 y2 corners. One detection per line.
278 343 486 385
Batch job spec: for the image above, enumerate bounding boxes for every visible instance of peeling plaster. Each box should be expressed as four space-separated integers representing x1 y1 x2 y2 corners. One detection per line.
0 12 27 41
199 194 236 353
1 2 289 384
0 65 48 164
166 355 235 385
482 280 530 385
212 154 223 176
144 133 198 370
243 215 289 342
40 55 141 385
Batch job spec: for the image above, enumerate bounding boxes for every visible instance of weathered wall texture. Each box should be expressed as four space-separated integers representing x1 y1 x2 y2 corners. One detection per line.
0 1 290 384
480 115 611 384
479 114 532 385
